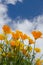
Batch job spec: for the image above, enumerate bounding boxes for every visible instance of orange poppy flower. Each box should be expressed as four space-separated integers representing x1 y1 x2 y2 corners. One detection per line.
12 32 20 39
21 34 28 40
32 31 42 39
10 40 16 47
16 30 23 38
2 25 11 34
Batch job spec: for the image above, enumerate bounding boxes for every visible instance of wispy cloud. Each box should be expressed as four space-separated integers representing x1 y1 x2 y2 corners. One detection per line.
0 0 23 5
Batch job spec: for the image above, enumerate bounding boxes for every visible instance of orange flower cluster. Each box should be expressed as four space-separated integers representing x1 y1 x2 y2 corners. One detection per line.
0 25 43 65
11 30 28 40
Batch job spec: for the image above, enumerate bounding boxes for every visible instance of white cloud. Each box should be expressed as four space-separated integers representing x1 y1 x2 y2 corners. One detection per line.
15 19 33 33
0 4 7 28
0 4 9 23
11 15 43 34
0 4 12 33
0 0 23 5
36 38 43 52
35 16 43 32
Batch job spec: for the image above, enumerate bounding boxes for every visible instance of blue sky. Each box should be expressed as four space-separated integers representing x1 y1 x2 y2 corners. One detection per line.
7 0 43 19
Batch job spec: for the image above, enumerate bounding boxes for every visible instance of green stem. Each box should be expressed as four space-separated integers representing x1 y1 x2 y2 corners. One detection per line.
31 41 36 64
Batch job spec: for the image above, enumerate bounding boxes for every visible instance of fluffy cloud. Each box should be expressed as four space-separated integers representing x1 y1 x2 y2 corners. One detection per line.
0 0 23 5
0 4 11 24
0 4 11 33
12 19 33 33
10 15 43 34
0 4 7 28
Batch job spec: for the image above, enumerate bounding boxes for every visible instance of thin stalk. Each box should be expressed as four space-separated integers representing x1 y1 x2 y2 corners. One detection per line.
31 41 36 64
